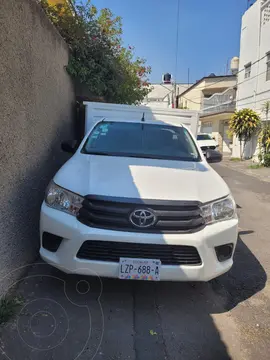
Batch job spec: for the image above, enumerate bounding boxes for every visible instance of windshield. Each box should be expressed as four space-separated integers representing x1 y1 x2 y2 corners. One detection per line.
82 121 201 162
197 134 213 141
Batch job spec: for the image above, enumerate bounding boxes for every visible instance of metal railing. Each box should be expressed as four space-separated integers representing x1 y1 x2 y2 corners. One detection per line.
261 0 270 7
202 88 236 114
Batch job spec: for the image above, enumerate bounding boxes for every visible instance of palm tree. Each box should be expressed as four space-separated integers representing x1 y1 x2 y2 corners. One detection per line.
229 108 261 160
259 101 270 157
262 101 270 123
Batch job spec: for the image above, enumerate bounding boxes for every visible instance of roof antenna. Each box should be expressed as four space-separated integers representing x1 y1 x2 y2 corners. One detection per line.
141 113 145 122
141 112 145 131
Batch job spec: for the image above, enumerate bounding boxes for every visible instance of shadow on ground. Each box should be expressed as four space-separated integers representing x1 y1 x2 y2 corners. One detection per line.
210 235 266 311
0 116 267 360
0 235 266 360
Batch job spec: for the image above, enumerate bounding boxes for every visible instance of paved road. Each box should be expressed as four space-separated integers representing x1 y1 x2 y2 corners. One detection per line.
1 164 270 360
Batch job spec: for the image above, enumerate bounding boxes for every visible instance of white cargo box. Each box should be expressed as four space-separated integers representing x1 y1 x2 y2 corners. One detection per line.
83 102 199 136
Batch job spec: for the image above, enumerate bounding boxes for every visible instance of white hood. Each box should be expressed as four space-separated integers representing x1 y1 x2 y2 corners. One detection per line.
54 154 229 204
197 139 218 148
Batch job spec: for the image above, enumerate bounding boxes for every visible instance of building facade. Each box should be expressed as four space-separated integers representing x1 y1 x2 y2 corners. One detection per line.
233 0 270 158
178 75 236 111
177 75 237 154
143 83 190 108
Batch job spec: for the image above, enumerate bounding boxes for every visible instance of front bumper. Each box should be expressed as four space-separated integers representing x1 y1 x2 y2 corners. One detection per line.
40 202 238 281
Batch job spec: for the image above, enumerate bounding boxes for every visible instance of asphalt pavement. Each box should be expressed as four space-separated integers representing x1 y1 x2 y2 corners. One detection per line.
0 163 270 360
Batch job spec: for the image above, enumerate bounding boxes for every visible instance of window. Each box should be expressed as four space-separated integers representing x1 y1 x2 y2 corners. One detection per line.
82 121 201 162
197 134 213 141
244 62 251 79
262 2 270 25
266 53 270 81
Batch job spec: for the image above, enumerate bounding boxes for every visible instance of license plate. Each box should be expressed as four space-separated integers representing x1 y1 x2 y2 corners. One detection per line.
119 258 161 281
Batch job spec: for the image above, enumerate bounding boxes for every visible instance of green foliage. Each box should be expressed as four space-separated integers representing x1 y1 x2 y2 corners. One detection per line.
230 157 241 162
262 101 270 121
248 164 263 169
226 128 234 140
229 108 261 141
258 125 270 154
40 0 151 104
229 108 261 159
0 296 23 324
263 153 270 167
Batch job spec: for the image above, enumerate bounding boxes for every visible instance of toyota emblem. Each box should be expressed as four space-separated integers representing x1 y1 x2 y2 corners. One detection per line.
129 209 156 228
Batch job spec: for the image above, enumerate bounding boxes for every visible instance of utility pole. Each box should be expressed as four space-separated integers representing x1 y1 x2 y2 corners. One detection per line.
226 58 229 75
173 80 177 108
174 0 180 108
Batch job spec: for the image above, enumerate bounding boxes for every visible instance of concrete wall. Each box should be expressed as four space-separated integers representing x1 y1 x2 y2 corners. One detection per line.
236 0 270 115
0 0 75 293
203 77 237 95
178 81 205 111
143 84 190 108
233 0 270 158
200 113 233 154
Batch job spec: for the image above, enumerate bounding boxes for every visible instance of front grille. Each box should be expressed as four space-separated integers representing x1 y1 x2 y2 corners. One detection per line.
201 146 216 151
77 196 205 233
77 240 202 266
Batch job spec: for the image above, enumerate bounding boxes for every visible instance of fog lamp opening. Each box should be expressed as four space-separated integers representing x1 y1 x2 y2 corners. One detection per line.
215 243 234 262
42 232 63 252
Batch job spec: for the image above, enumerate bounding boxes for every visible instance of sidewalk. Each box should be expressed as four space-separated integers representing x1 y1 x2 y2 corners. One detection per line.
219 157 270 183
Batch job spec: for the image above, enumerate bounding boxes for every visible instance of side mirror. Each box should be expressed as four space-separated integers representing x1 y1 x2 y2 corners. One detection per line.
205 149 222 163
61 140 78 154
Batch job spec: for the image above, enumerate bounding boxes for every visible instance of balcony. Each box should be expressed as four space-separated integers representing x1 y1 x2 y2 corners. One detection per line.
261 0 270 6
261 0 270 25
202 88 236 115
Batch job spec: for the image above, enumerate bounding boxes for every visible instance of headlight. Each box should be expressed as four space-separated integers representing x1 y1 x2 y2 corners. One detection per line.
45 182 83 216
200 195 236 225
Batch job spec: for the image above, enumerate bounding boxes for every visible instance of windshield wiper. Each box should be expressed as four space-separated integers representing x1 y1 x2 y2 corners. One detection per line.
86 151 152 158
84 151 200 162
85 151 114 156
85 151 159 159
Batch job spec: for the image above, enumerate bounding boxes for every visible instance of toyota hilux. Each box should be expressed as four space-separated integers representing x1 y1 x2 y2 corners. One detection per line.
40 111 238 281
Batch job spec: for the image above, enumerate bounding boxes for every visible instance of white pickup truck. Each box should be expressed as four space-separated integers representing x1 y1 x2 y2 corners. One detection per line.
40 102 238 281
197 133 219 155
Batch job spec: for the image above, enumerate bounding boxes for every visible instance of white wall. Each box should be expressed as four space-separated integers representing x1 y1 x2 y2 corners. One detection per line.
257 1 270 110
144 83 190 108
236 1 260 110
233 0 270 158
237 0 270 114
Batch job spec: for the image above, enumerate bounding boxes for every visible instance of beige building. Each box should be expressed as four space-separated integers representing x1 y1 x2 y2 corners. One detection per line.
177 75 237 154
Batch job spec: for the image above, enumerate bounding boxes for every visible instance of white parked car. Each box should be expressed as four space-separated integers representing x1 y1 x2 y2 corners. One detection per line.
197 133 219 155
40 106 238 282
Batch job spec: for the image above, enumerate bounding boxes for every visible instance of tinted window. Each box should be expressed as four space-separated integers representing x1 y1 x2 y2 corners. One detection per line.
197 134 212 141
82 122 201 162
